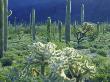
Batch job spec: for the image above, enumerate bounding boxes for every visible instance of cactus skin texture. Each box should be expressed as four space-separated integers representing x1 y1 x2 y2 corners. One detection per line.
47 17 51 42
0 0 4 58
4 0 8 51
58 21 62 42
81 4 85 25
31 9 36 41
65 0 71 44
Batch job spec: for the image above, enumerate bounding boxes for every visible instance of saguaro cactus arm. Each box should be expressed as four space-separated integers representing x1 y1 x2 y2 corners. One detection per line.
8 9 12 17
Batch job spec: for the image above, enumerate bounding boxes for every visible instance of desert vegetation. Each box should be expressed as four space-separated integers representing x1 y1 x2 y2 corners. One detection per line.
0 0 110 82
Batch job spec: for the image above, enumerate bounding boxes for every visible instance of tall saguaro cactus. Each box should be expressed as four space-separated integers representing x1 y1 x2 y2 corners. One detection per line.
58 21 62 42
0 0 4 58
65 0 71 44
31 9 36 41
47 17 51 42
4 0 8 51
81 4 85 24
97 22 100 34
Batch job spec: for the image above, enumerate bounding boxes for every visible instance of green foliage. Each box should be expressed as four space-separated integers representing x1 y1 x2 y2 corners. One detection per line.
92 56 110 82
73 22 97 48
90 47 97 53
0 19 110 82
97 49 107 57
0 57 12 66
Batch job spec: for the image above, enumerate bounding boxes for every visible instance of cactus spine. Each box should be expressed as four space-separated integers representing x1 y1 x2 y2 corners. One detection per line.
47 17 51 42
4 0 8 51
65 0 71 44
31 9 36 41
81 4 85 25
0 0 4 58
58 21 62 42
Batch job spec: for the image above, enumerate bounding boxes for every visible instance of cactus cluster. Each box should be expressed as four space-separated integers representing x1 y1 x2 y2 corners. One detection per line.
49 47 96 82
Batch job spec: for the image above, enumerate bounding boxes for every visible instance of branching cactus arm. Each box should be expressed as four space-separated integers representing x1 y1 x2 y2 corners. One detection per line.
8 9 12 17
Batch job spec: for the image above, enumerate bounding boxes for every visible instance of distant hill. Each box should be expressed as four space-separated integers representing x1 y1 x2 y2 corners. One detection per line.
9 0 110 24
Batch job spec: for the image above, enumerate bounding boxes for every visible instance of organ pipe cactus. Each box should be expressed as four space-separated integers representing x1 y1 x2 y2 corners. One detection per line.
58 21 62 42
81 4 85 25
65 0 71 44
47 17 51 42
0 0 4 58
31 9 36 41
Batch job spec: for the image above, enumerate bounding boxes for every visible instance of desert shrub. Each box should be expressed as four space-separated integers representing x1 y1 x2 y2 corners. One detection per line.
108 45 110 49
90 48 97 53
92 44 104 49
23 28 31 34
92 56 110 82
0 57 13 67
97 50 107 57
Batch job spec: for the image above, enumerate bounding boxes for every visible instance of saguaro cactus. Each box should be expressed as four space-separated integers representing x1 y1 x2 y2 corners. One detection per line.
58 21 62 42
30 13 32 32
31 9 36 41
81 4 85 24
74 20 77 28
4 0 8 51
14 17 17 31
97 22 100 34
47 17 51 42
65 0 71 44
0 0 4 58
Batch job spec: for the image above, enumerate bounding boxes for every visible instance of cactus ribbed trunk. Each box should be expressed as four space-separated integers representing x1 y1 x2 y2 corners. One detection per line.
58 21 62 42
47 17 51 42
81 4 84 25
4 0 8 51
65 0 71 44
31 9 36 41
0 0 4 58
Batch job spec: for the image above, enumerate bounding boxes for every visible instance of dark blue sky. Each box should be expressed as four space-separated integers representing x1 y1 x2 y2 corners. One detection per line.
9 0 110 24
